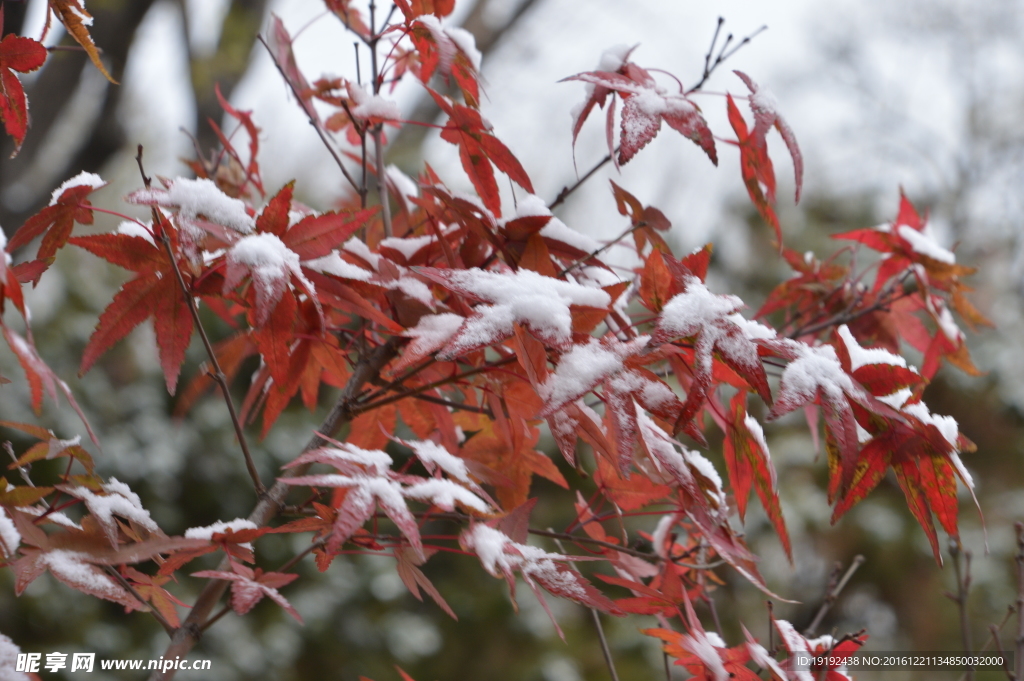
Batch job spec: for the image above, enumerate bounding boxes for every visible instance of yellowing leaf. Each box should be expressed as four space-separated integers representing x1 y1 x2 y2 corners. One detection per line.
49 0 116 83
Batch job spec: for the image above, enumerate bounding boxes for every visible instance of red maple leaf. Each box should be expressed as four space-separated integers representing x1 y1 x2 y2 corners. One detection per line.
0 8 47 154
723 392 791 561
428 90 533 216
564 57 716 167
193 559 302 623
71 225 195 394
7 172 106 260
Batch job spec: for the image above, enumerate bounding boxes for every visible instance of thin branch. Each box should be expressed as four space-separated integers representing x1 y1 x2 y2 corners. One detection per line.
136 146 265 498
277 538 326 575
558 222 640 277
805 555 864 636
956 606 1016 681
412 393 492 415
257 35 360 194
352 356 518 415
548 153 613 210
368 1 393 237
550 532 621 681
987 624 1014 681
947 540 974 681
1015 522 1024 681
687 20 766 94
4 441 35 489
199 604 232 633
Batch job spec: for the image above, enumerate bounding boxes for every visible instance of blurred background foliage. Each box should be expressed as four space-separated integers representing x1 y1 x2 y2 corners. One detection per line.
1 0 1023 680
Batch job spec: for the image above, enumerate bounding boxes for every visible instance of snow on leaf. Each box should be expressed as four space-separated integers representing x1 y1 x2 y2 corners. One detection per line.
897 224 955 264
0 507 20 558
742 625 788 681
224 232 316 326
564 50 716 167
836 324 906 371
734 71 803 202
412 16 482 106
281 473 422 559
184 518 259 542
285 442 394 476
348 83 401 123
402 479 489 513
39 549 141 608
650 275 772 421
402 437 472 484
459 524 619 628
540 338 626 414
394 313 465 371
420 267 610 355
49 171 105 206
7 171 103 259
386 165 420 214
63 478 159 546
128 177 255 239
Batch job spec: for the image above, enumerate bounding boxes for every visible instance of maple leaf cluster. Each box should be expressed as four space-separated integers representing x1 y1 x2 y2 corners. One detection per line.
0 2 994 679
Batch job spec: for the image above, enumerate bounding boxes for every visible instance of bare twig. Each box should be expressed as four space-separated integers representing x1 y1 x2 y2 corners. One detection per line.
687 20 767 94
412 393 492 415
548 153 613 210
257 36 360 194
136 146 265 498
948 539 974 681
557 222 640 277
199 604 232 633
368 1 393 238
1015 522 1024 681
805 555 865 636
550 532 620 681
955 606 1016 681
5 441 35 488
